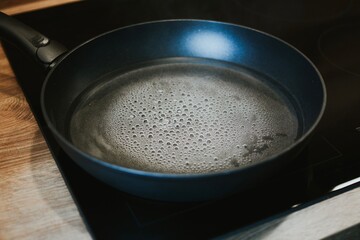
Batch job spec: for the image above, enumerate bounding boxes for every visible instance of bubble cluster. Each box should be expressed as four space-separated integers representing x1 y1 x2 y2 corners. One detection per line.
69 59 298 174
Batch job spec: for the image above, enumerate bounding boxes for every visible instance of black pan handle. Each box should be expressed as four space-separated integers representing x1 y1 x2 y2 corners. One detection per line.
0 11 67 69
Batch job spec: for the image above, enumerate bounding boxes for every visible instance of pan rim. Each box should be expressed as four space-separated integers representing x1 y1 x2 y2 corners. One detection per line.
41 19 327 179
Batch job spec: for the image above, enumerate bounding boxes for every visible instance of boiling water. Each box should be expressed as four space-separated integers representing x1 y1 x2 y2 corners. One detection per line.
69 58 299 174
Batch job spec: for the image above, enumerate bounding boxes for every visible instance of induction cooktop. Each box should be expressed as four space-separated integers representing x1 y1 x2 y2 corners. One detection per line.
2 0 360 239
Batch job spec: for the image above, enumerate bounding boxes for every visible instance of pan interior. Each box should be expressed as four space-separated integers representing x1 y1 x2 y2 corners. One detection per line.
68 58 300 174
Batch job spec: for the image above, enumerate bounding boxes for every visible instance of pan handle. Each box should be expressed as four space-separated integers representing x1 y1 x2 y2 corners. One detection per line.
0 11 67 69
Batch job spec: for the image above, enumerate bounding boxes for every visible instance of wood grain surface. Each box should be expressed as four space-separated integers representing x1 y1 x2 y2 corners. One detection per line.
0 0 81 15
0 1 90 239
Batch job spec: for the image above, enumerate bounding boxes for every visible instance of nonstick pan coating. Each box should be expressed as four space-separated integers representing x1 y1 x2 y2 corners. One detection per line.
0 15 326 201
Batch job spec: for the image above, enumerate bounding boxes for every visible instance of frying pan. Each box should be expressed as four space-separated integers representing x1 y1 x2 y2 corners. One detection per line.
0 12 326 202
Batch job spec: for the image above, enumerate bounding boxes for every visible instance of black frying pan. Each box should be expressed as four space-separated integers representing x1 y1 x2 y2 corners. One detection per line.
0 12 326 202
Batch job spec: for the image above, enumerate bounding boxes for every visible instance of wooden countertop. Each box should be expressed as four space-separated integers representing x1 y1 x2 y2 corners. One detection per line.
0 1 359 239
0 1 90 240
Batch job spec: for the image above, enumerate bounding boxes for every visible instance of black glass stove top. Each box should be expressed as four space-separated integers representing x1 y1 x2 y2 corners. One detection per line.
2 0 360 239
